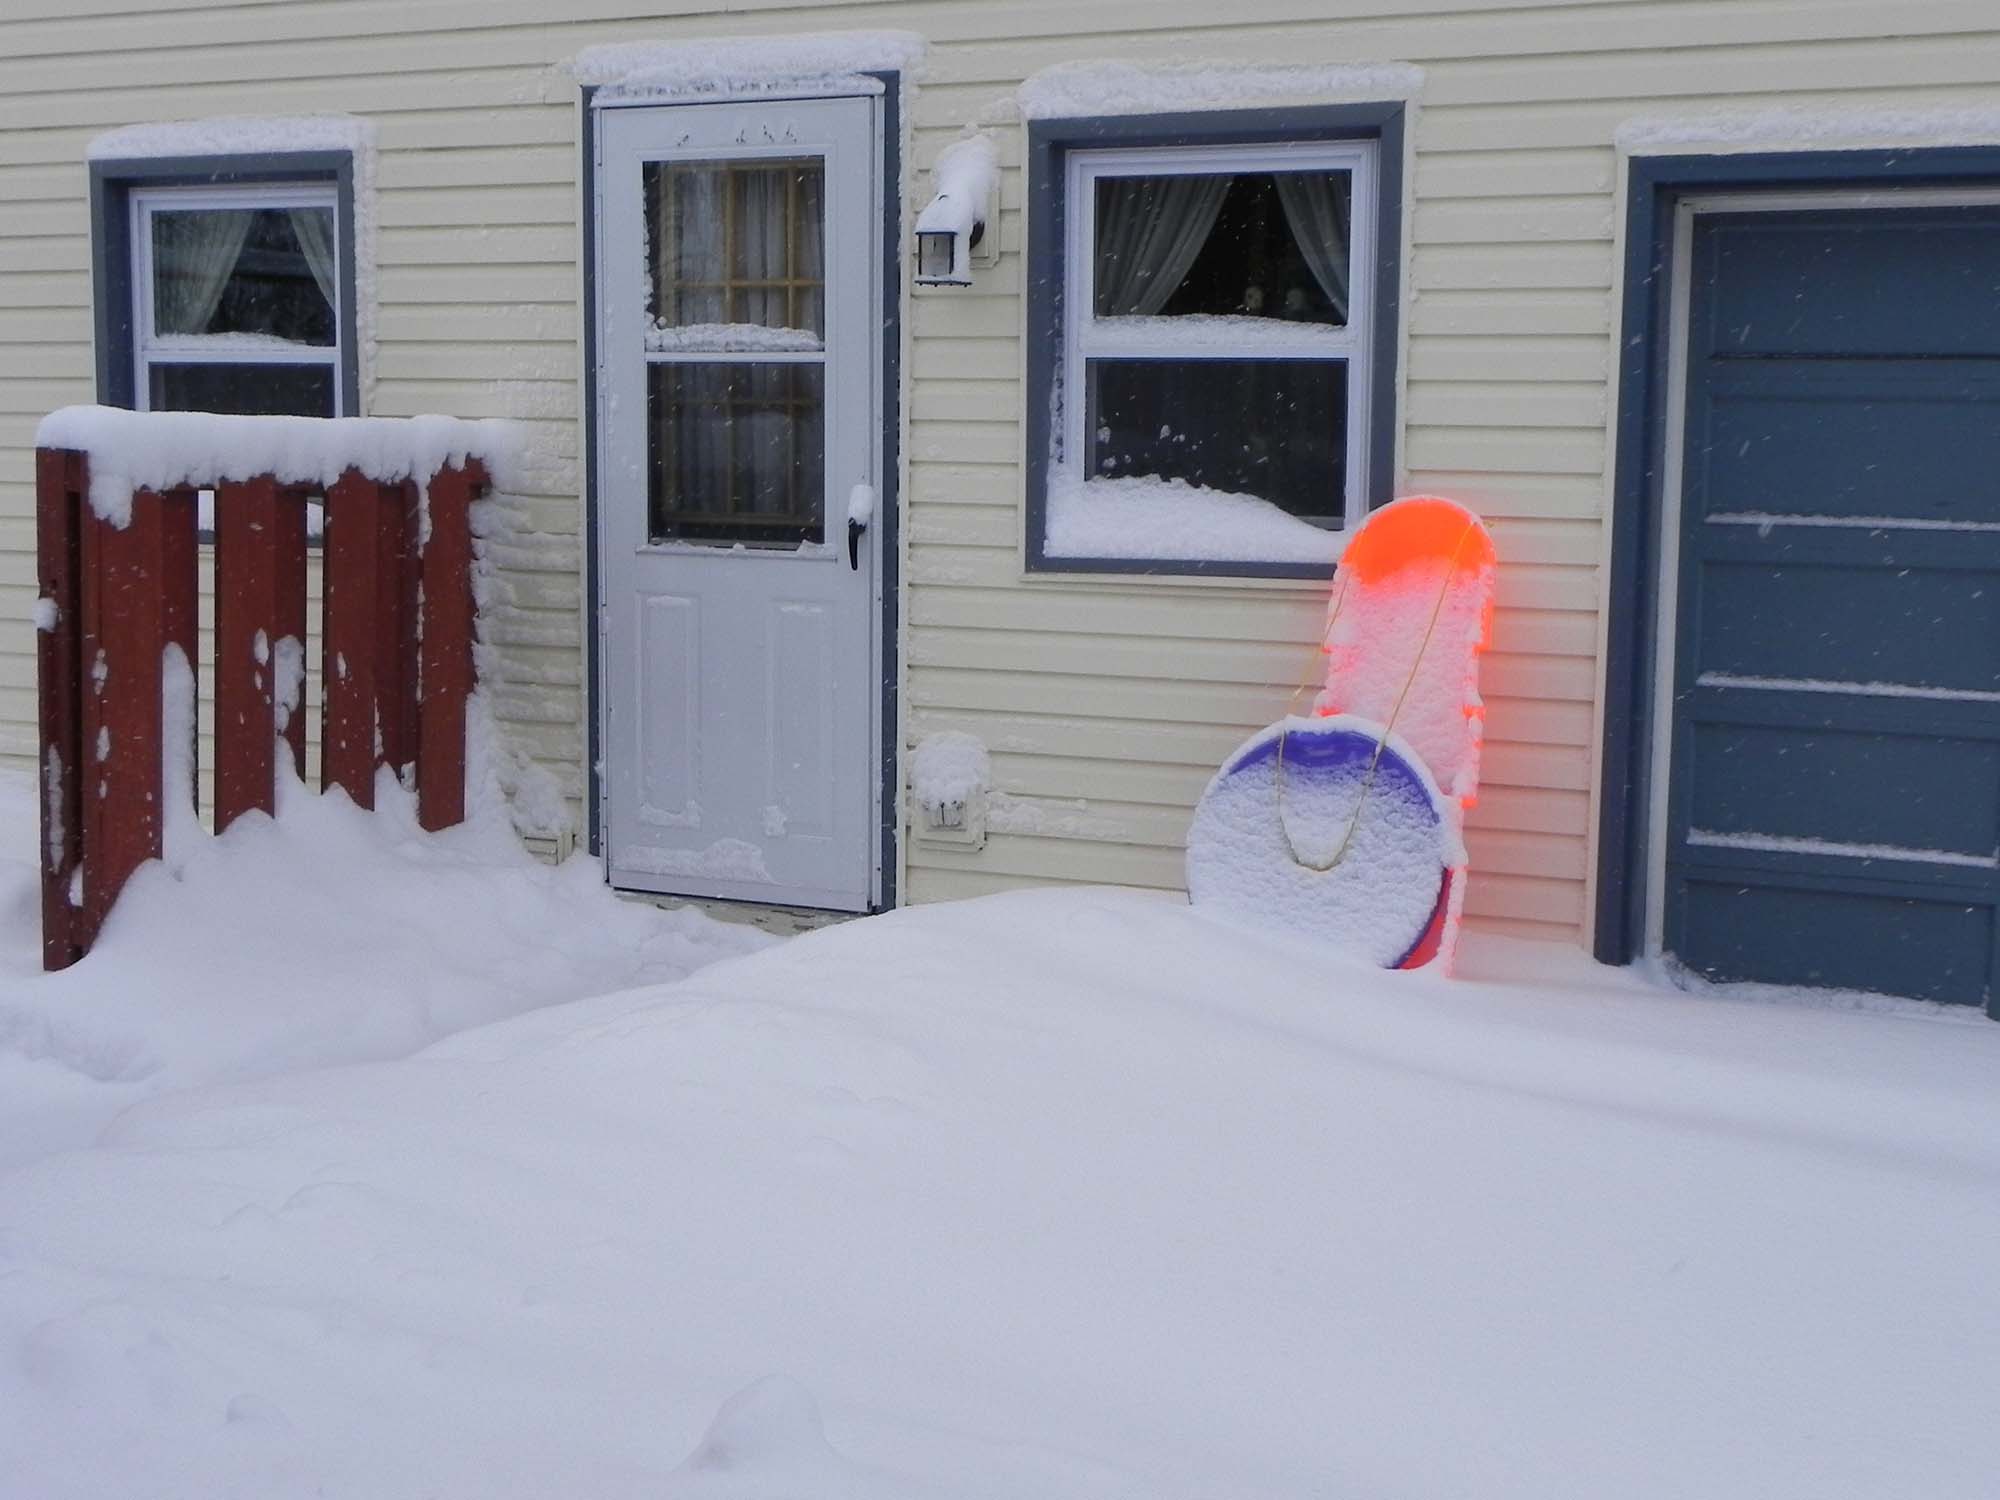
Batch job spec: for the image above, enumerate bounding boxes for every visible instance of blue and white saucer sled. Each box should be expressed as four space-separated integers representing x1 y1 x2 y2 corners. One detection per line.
1186 714 1452 969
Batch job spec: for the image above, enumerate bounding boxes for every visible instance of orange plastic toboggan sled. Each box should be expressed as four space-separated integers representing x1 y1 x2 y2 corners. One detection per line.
1316 496 1496 970
1185 496 1496 974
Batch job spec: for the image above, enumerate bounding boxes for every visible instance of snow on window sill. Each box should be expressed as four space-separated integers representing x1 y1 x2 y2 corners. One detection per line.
1084 313 1351 353
1041 472 1344 572
147 331 336 354
644 323 823 354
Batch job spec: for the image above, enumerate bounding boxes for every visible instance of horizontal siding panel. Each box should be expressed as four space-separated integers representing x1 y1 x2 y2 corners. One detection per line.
1407 382 1607 429
1410 289 1611 339
1413 195 1615 245
1413 147 1615 200
1407 336 1610 385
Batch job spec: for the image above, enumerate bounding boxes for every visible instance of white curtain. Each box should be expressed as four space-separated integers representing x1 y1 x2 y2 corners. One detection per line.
153 209 253 335
1093 175 1231 317
287 207 338 313
1274 174 1350 322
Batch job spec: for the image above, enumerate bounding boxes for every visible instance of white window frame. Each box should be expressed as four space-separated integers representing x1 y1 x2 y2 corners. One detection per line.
130 182 345 416
1061 139 1378 533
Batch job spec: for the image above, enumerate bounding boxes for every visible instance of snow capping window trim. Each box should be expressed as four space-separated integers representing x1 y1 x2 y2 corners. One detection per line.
1021 102 1407 582
89 144 367 423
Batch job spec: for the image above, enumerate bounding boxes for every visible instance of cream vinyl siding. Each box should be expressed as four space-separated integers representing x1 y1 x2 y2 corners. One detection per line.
4 3 2000 945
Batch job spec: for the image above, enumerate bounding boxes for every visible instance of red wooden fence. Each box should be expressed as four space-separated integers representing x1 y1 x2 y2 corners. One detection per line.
34 445 489 970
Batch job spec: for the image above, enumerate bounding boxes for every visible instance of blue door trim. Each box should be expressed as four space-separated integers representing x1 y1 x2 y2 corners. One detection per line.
1595 146 2000 970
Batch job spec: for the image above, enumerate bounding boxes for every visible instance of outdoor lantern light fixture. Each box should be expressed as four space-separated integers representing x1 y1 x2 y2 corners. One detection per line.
915 217 984 286
914 135 999 288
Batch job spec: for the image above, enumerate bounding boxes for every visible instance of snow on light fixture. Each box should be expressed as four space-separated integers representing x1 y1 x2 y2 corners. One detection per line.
914 134 999 287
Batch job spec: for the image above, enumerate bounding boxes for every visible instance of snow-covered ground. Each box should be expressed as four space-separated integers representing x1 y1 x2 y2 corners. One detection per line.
0 767 772 1170
3 767 1999 1498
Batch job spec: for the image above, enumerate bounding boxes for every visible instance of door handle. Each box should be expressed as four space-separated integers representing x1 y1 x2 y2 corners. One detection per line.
845 482 875 571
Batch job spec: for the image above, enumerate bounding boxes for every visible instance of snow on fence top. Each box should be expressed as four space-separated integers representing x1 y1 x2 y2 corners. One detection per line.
1616 104 2000 154
570 30 924 101
87 114 374 160
37 406 517 528
1016 60 1424 120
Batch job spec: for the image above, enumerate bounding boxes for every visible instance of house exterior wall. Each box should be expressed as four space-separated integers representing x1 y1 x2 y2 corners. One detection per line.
4 1 1999 945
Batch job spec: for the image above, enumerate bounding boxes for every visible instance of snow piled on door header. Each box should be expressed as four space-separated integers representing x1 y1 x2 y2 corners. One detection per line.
1016 60 1424 120
571 30 924 102
1618 104 2000 154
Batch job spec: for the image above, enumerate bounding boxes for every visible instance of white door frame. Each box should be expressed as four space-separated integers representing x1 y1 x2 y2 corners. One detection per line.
1642 185 2000 956
584 83 903 912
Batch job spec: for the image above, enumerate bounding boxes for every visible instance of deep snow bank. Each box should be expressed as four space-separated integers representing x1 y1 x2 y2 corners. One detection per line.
0 766 772 1168
3 874 1998 1498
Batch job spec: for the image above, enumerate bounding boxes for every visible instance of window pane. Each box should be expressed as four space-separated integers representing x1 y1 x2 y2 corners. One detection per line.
149 361 335 417
648 363 825 545
1093 171 1351 326
645 158 825 349
1085 357 1347 522
151 206 336 345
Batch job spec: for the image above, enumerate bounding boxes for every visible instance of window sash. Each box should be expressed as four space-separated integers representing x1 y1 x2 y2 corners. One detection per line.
1061 140 1377 533
131 183 344 412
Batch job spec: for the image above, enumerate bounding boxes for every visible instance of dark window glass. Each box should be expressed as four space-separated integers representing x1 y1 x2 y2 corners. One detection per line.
151 206 337 345
1085 357 1347 522
149 361 335 417
644 158 825 339
1093 171 1352 325
648 363 825 545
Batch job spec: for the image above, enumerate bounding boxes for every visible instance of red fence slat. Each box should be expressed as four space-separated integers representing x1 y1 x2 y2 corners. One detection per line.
77 487 194 948
323 469 383 808
377 479 420 776
35 449 85 969
214 477 307 830
417 460 484 832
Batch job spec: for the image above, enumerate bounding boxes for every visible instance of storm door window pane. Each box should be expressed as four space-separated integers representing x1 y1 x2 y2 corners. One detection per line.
648 364 825 545
1086 358 1347 522
149 362 335 418
151 206 336 345
645 158 825 347
1092 171 1351 325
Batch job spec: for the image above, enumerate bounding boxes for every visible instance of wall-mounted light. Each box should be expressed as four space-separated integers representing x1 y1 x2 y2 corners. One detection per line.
914 134 999 288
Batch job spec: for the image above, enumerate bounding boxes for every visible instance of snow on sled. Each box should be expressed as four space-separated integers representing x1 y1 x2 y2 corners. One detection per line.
1187 496 1495 973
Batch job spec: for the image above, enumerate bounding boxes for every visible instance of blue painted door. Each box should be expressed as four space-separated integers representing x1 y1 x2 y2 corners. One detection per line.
1666 204 2000 1013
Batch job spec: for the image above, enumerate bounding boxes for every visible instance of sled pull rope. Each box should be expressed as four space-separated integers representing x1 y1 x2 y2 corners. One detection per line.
1276 517 1479 874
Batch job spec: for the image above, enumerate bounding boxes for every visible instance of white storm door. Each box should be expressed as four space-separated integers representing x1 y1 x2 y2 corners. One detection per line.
597 96 881 911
